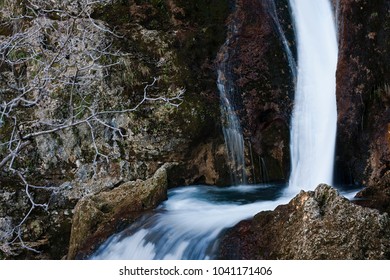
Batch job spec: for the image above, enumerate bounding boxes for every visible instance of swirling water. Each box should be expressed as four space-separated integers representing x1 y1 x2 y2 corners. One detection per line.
91 183 360 260
91 183 290 260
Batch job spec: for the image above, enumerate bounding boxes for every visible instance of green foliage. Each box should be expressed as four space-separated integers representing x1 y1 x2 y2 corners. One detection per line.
8 49 29 61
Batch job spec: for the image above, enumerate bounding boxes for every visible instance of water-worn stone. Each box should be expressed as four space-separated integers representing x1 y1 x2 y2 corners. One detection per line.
219 185 390 259
67 163 172 259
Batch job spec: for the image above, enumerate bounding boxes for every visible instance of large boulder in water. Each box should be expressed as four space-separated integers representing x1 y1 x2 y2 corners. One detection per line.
219 184 390 259
67 163 172 259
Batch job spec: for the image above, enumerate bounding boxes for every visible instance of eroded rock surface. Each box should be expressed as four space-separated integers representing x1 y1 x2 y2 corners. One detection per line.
335 0 390 192
219 185 390 259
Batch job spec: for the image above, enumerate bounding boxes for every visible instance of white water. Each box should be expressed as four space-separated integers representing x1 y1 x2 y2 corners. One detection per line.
91 183 359 260
91 184 290 260
266 0 297 79
218 69 247 185
287 0 338 194
216 20 247 185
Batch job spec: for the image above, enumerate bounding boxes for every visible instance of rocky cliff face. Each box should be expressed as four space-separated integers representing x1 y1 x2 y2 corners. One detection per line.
219 185 390 259
335 0 390 211
218 0 390 260
1 0 389 260
220 0 294 183
0 0 231 259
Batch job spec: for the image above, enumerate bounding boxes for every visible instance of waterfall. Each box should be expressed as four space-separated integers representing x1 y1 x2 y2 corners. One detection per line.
217 71 247 185
88 1 342 260
217 23 247 185
287 0 338 193
266 0 297 80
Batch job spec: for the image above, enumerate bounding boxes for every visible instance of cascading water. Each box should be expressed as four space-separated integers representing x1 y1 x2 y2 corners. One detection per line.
287 0 338 194
90 1 341 260
91 185 289 260
217 22 247 185
266 0 297 80
218 70 247 185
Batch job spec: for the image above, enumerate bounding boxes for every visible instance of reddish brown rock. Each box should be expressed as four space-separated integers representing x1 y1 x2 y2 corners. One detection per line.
218 0 295 183
335 0 390 192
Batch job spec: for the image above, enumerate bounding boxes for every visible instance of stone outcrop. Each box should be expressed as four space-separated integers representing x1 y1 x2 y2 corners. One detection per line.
219 185 390 259
67 163 171 260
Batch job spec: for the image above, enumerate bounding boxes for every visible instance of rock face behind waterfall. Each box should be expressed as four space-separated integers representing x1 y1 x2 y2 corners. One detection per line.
219 185 390 259
335 0 390 210
224 0 295 183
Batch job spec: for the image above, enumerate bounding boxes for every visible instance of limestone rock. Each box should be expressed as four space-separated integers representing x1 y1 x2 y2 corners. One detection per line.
219 184 390 259
67 163 172 259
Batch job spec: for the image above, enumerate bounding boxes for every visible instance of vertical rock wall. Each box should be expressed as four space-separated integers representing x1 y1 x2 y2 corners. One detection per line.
335 0 390 211
222 0 295 183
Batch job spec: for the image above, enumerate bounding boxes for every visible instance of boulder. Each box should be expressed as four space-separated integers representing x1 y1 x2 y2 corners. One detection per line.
67 163 172 259
219 184 390 259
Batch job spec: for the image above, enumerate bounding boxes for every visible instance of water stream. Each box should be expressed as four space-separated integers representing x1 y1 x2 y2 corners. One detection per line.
287 0 338 195
91 184 290 260
217 19 247 185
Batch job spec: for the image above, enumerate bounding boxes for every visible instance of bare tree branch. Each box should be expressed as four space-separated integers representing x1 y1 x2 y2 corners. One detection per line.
0 0 185 255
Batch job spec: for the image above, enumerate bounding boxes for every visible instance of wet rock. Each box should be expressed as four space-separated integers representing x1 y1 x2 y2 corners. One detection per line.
219 0 294 183
335 0 390 191
219 185 390 259
355 171 390 214
67 163 172 259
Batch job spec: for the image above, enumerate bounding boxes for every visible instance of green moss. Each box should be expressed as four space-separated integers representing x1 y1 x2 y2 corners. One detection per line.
8 49 29 61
